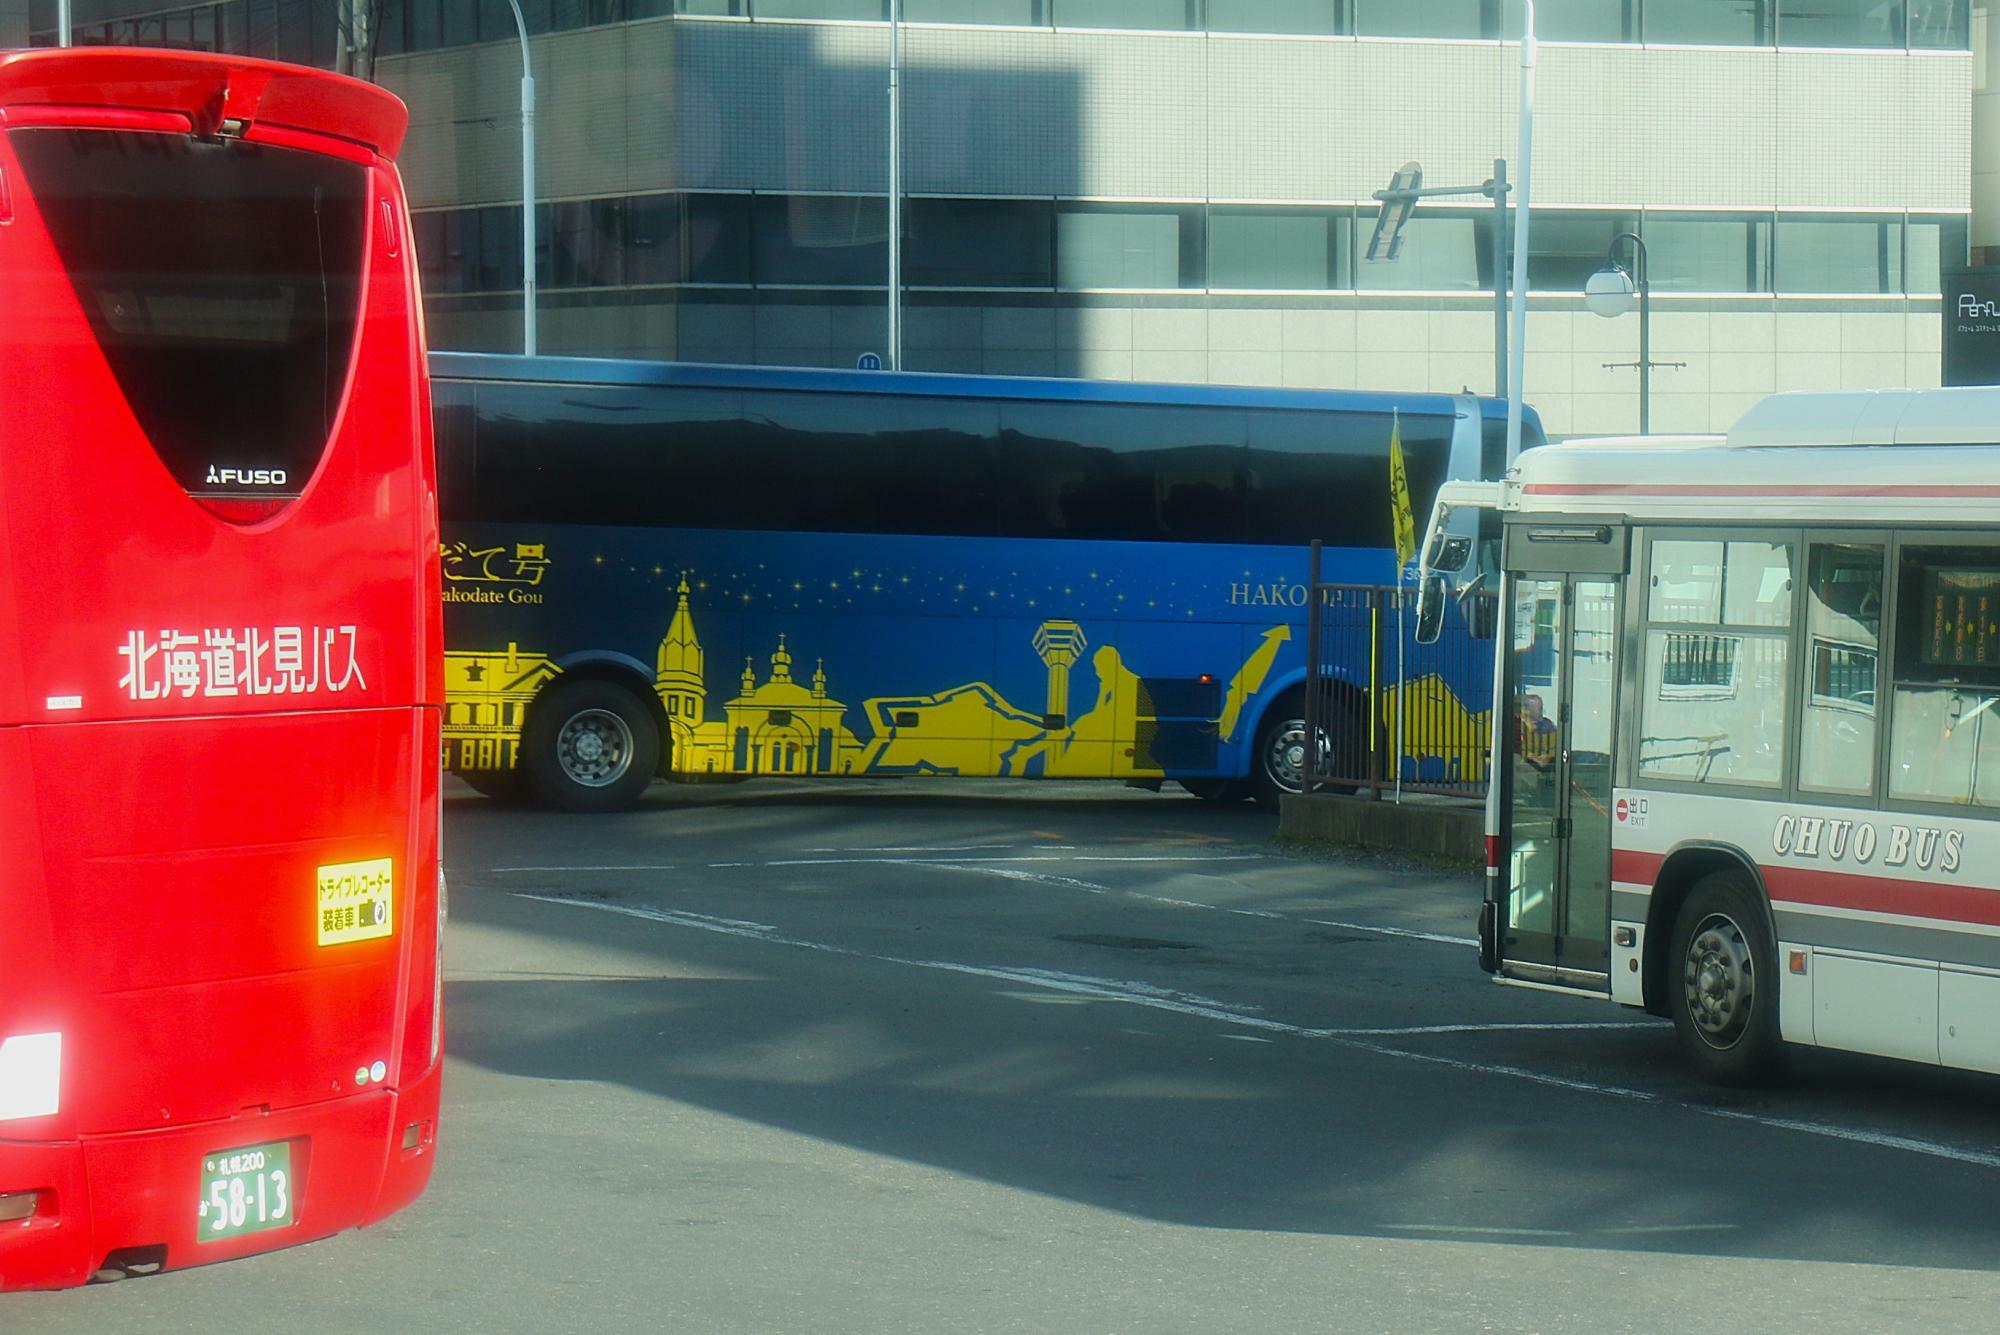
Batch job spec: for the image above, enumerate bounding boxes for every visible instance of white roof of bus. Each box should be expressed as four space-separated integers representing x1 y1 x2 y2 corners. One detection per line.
1506 388 2000 525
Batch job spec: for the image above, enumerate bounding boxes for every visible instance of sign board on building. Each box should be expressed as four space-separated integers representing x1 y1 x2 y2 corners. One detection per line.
857 352 883 371
1943 269 2000 386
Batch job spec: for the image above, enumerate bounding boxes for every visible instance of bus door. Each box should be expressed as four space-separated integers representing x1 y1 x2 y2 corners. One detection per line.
1491 521 1628 990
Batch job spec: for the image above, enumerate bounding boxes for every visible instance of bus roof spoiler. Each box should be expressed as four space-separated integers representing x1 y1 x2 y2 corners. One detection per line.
0 49 408 159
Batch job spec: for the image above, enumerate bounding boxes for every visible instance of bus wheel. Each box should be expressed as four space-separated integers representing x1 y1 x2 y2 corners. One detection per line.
1667 871 1788 1087
1251 696 1312 810
522 681 660 812
1179 778 1251 803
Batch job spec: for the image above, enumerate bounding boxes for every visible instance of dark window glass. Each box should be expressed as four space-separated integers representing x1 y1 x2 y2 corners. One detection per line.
408 0 441 49
1641 212 1771 293
542 198 625 289
1774 214 1901 294
245 0 278 54
1244 410 1451 548
478 205 523 291
413 211 448 293
1356 208 1491 291
677 0 745 13
378 0 408 54
1908 0 1967 45
1503 0 1634 40
1206 0 1340 32
997 401 1244 541
1055 203 1202 290
626 194 682 286
905 197 1053 287
1644 0 1770 44
11 129 366 501
441 0 479 44
1209 207 1343 290
904 0 1042 19
686 194 753 284
1889 548 2000 806
1776 0 1901 46
752 0 886 17
753 194 889 286
441 209 476 293
1529 210 1637 291
1906 214 1969 295
1054 0 1195 27
481 0 552 35
1353 0 1481 38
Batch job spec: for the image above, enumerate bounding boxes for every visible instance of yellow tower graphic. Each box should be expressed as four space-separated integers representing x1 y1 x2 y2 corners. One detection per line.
654 575 707 753
1032 620 1087 721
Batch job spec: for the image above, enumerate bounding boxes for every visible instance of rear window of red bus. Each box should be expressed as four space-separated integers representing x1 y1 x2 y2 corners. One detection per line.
9 128 366 516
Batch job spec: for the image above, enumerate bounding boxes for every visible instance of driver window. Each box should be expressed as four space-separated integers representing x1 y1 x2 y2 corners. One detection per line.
1888 547 2000 806
1797 544 1883 797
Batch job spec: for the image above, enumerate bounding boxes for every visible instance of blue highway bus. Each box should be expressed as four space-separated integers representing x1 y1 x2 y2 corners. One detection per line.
431 354 1542 810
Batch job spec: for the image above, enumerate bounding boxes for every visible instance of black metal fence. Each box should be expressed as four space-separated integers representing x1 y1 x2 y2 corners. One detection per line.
1302 542 1500 801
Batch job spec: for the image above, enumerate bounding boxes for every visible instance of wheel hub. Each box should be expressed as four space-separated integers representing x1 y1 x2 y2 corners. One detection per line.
557 708 634 788
1683 913 1754 1048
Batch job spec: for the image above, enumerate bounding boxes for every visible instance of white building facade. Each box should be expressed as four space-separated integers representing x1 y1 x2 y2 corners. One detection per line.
9 0 1982 436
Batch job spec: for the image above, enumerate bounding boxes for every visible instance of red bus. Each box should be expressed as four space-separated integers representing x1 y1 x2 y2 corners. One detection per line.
0 50 442 1288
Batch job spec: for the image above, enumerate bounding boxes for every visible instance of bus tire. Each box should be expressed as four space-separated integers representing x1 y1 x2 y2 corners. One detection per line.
1667 870 1789 1087
521 680 660 813
1250 689 1361 810
1179 778 1251 803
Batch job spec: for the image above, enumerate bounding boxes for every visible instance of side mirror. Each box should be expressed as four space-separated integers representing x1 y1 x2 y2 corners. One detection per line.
1415 574 1447 645
1425 533 1472 575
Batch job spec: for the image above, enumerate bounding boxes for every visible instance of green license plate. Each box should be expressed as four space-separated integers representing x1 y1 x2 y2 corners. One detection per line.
197 1140 296 1243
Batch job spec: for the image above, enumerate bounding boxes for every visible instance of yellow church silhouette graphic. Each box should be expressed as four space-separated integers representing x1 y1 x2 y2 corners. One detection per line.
442 576 1490 782
654 575 1294 779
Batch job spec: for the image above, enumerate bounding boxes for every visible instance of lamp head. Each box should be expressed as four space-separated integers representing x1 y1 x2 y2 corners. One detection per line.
1585 265 1638 318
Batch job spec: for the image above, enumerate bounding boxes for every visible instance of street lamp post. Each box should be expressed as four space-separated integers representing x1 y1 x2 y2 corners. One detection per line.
501 0 537 357
1585 231 1682 435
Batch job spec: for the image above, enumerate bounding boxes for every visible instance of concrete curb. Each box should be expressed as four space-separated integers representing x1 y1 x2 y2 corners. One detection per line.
1277 791 1482 867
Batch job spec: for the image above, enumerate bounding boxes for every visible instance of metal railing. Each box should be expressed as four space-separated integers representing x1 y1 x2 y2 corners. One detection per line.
1302 542 1500 801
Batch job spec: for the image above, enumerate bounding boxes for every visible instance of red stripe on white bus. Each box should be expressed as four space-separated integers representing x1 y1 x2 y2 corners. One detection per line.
1522 483 2000 499
1610 848 2000 931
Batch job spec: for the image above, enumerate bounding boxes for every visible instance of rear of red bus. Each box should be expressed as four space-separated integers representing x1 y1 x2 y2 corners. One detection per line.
0 50 442 1289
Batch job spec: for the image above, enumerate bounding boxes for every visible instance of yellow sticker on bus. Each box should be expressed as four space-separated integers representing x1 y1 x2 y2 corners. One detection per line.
316 858 394 946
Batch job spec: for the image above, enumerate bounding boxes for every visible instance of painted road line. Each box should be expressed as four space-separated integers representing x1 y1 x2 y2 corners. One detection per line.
516 893 2000 1175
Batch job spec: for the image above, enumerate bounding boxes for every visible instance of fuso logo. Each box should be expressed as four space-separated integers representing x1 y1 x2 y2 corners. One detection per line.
204 465 288 488
1615 797 1629 822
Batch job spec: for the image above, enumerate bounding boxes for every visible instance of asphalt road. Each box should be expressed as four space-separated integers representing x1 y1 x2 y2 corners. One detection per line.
14 778 2000 1333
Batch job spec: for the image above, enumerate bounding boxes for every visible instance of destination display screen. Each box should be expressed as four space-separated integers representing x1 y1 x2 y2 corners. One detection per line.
1922 567 2000 668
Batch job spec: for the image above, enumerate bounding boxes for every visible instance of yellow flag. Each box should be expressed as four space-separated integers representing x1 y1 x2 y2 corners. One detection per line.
1388 410 1416 568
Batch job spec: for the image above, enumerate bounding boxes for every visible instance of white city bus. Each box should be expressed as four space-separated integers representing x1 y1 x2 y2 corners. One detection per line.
1419 387 2000 1085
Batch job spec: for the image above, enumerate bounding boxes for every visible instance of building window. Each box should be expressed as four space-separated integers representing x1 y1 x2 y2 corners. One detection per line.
905 198 1054 287
1054 0 1197 28
1774 214 1902 294
1353 0 1484 39
1907 0 1968 45
1643 0 1771 45
1055 203 1202 290
686 194 754 284
1503 0 1635 41
625 195 683 286
752 0 886 18
1905 214 1970 295
1204 0 1341 32
1355 207 1491 292
752 194 889 286
1776 0 1902 47
477 205 524 291
904 0 1044 20
1640 212 1771 293
1527 210 1638 291
1208 207 1344 290
678 0 744 12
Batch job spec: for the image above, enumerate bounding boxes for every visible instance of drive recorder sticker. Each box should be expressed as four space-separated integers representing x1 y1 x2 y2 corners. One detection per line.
317 858 394 946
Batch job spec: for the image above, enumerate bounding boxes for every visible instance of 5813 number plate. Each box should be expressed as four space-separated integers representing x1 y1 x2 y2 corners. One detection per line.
198 1140 295 1243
